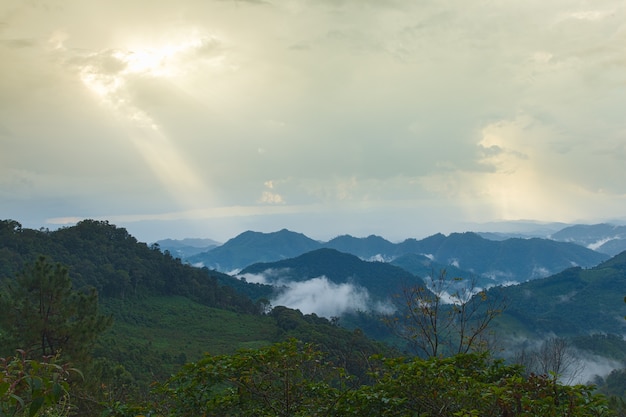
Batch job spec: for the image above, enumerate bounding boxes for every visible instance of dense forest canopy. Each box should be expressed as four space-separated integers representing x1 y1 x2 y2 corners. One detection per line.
0 219 267 312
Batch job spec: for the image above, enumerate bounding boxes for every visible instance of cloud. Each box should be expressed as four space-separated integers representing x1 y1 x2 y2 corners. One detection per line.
258 181 285 204
258 191 285 204
271 276 380 318
565 10 615 22
238 269 394 318
588 236 620 251
2 0 626 242
238 272 268 285
0 38 36 48
575 353 624 385
505 335 624 385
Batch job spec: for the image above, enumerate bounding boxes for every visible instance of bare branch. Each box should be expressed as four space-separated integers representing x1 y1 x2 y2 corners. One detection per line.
385 269 505 357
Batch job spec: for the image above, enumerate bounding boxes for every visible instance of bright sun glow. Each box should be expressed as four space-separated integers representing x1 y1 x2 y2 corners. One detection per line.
113 42 190 78
79 31 222 100
77 33 219 212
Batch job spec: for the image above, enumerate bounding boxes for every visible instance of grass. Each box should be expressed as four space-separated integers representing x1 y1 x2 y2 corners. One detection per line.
103 296 277 356
96 295 279 386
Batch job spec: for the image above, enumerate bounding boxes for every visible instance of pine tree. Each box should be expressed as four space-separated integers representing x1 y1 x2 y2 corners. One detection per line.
0 256 112 363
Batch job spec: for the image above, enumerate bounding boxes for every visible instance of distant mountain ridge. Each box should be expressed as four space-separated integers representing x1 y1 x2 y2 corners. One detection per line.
325 235 397 260
188 229 608 285
3 218 625 367
549 223 626 256
188 229 322 272
395 232 608 282
155 238 221 258
234 232 626 360
389 253 482 287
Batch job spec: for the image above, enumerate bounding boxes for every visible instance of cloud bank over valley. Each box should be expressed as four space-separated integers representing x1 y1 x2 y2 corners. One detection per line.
239 271 393 318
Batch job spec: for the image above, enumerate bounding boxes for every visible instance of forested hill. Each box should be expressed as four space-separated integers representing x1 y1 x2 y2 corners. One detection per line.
489 249 626 338
0 219 269 312
0 219 393 397
240 248 423 300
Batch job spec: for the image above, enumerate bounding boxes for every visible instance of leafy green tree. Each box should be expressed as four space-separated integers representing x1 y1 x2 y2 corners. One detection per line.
341 352 612 417
0 256 112 364
153 339 352 417
123 339 613 417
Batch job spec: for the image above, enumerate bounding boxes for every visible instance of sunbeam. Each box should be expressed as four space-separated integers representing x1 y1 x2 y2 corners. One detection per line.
77 32 218 213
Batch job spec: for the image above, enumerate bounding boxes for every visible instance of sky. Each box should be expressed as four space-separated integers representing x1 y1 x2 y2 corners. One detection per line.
1 0 625 244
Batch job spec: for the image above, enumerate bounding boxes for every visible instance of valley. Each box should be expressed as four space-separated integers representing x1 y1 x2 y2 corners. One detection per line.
2 218 626 415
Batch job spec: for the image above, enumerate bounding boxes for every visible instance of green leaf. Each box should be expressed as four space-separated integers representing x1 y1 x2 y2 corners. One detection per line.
9 393 24 408
52 382 64 401
29 376 43 392
0 382 10 397
68 367 84 380
29 396 44 417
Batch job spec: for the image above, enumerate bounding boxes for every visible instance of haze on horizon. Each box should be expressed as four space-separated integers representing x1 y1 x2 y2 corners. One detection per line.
1 1 625 244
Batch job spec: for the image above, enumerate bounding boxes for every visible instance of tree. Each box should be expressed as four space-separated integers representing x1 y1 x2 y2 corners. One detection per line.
154 339 351 417
0 256 112 364
345 352 612 417
385 269 505 357
130 341 612 417
514 337 583 384
0 219 22 233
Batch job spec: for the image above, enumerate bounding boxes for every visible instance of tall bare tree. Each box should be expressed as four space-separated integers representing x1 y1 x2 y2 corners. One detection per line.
385 269 505 357
514 337 583 384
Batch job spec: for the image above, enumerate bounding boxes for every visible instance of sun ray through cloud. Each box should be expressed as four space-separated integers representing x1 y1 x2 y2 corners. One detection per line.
74 31 219 216
2 1 626 242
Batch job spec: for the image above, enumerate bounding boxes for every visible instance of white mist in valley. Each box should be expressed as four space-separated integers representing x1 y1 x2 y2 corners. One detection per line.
272 277 370 318
238 271 393 318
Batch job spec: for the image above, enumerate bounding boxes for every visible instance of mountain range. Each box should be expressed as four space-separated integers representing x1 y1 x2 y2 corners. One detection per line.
155 237 221 258
3 218 626 380
549 223 626 256
232 239 626 340
176 228 608 287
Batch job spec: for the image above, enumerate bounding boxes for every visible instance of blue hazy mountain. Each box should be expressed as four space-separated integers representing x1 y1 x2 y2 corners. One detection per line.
155 238 221 258
549 223 626 256
187 229 322 272
189 229 608 285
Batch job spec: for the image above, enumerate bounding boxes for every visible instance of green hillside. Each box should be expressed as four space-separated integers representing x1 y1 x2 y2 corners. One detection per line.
390 252 481 285
0 219 268 311
240 247 423 300
489 251 626 339
1 219 623 416
0 220 390 398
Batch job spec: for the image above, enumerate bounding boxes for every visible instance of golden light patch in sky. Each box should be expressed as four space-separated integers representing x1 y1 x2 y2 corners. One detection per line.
76 34 217 212
471 116 584 223
3 0 625 241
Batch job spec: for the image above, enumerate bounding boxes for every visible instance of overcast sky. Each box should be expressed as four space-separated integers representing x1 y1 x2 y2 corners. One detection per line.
1 0 625 243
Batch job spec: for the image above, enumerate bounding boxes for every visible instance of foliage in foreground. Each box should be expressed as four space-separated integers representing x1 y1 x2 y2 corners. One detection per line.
108 339 614 417
0 351 82 417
